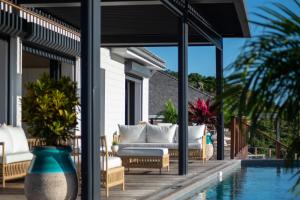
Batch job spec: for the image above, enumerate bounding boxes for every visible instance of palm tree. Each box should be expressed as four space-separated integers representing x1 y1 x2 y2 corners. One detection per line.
224 0 300 192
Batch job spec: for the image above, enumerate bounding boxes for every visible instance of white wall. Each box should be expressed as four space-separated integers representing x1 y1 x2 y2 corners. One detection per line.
101 48 126 148
142 77 149 122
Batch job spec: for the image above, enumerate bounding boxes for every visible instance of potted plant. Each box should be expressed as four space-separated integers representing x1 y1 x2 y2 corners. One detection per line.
189 98 215 160
22 74 80 200
112 141 119 153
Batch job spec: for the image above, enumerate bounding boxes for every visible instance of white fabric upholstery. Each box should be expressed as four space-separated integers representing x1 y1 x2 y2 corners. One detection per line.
147 124 177 143
0 152 33 164
0 125 14 155
100 156 122 171
118 124 146 143
4 125 30 153
188 125 205 144
119 143 201 150
118 147 168 157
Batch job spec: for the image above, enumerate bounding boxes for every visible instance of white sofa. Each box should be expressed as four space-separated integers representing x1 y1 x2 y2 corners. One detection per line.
116 123 207 161
0 124 33 187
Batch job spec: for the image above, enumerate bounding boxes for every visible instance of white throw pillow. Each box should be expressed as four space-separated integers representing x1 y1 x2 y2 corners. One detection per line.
188 125 206 144
0 125 14 155
118 124 146 143
147 124 177 143
4 125 29 153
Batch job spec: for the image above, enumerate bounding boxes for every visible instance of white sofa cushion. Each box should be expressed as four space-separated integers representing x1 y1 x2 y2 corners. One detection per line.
118 124 146 143
4 125 30 153
0 125 14 155
119 143 202 150
100 156 122 171
0 152 33 164
188 125 205 144
118 147 168 157
147 124 177 143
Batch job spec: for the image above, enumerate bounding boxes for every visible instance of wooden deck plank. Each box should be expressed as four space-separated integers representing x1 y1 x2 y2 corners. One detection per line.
0 160 239 200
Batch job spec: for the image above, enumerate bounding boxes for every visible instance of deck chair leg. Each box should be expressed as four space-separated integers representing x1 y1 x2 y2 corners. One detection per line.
106 186 109 198
2 179 5 188
122 182 125 191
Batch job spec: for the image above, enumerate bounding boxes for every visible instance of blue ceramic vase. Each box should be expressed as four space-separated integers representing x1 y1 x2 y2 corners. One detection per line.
24 146 78 200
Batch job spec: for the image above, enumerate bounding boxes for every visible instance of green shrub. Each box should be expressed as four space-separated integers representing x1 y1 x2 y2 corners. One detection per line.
162 99 178 124
22 74 80 146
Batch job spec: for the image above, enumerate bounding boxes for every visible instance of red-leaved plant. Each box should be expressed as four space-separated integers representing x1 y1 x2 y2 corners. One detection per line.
188 98 215 125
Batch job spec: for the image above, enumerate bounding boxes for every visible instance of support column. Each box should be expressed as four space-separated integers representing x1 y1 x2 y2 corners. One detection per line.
216 44 224 160
81 0 101 199
178 17 189 175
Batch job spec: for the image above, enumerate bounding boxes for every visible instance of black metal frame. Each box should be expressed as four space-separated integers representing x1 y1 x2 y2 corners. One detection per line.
80 0 101 199
216 45 224 160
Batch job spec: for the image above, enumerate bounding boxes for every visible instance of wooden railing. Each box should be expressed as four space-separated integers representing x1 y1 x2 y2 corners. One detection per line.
0 0 80 41
230 116 289 160
230 116 249 159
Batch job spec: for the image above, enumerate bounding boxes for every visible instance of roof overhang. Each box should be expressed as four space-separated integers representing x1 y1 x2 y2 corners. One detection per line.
112 47 166 70
19 0 250 47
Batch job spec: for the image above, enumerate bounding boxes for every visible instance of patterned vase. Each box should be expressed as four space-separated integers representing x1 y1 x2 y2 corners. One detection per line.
206 133 214 160
25 146 78 200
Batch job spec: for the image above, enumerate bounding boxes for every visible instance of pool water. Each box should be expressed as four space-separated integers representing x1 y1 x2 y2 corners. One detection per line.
190 167 300 200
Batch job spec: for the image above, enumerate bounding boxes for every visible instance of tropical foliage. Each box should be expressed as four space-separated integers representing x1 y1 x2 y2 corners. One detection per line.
188 98 215 125
162 99 178 124
165 70 216 93
22 74 80 146
223 0 300 192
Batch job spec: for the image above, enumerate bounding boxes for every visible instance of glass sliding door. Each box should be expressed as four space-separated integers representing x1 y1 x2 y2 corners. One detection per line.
125 76 142 125
0 39 8 123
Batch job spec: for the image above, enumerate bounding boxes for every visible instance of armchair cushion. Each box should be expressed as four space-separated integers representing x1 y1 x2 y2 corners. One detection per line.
147 124 177 143
188 125 205 144
4 125 30 153
0 125 14 155
100 156 122 171
118 124 146 143
0 152 33 164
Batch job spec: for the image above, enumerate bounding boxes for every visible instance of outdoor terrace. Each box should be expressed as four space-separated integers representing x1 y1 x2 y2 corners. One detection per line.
0 160 239 200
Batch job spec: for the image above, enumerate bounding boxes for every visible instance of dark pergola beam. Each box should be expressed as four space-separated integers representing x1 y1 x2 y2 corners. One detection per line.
216 44 224 160
161 0 223 49
80 0 101 199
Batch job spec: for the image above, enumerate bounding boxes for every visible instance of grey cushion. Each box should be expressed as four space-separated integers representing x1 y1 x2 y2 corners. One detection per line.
118 124 146 143
118 147 168 157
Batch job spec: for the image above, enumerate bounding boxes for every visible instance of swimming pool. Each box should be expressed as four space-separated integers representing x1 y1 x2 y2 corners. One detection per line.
189 166 299 200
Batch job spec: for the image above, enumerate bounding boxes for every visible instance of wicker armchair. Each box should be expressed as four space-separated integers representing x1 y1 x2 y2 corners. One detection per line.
100 136 125 197
0 126 34 188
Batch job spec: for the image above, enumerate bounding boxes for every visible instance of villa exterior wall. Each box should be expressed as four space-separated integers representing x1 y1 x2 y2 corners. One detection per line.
101 48 126 147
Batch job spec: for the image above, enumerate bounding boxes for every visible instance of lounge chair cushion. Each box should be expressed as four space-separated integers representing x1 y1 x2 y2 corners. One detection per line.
100 156 122 171
118 124 146 143
188 125 205 144
0 152 33 164
146 124 177 143
4 125 30 153
118 147 168 157
118 143 202 150
0 125 14 155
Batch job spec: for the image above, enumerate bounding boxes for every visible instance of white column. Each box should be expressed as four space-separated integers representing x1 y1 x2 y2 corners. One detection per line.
142 77 149 122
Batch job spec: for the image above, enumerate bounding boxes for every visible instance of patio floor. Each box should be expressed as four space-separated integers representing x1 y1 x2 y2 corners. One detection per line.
0 160 240 200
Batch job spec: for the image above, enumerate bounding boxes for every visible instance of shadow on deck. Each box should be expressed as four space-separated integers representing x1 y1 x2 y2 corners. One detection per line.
0 160 240 200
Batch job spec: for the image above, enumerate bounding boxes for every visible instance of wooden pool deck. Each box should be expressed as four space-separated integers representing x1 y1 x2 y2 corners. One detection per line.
0 160 240 200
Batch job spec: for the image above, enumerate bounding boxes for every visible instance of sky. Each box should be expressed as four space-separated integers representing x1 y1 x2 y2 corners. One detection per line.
147 0 297 77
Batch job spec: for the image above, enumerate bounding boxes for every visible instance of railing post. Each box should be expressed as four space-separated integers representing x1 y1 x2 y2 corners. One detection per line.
254 147 257 155
230 116 236 159
268 148 272 158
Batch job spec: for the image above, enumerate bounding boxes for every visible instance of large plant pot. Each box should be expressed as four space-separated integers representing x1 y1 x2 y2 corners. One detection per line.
25 146 78 200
